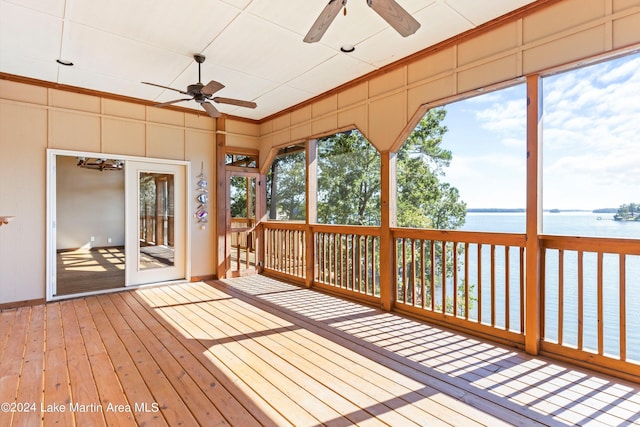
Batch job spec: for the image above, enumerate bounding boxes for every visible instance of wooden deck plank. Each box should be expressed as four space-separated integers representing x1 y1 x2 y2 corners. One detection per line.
211 277 572 427
43 303 74 427
190 283 488 426
95 294 200 426
154 284 372 427
187 281 503 427
13 305 45 427
167 283 416 427
84 296 168 427
221 276 640 427
124 291 290 427
117 290 268 427
107 292 230 426
71 298 137 427
2 275 640 427
0 309 17 366
146 285 329 426
136 286 319 426
59 300 107 427
180 281 462 427
0 308 34 427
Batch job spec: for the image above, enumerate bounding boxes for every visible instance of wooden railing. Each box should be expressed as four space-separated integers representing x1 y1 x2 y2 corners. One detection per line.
540 235 640 373
391 228 527 346
262 222 306 281
312 224 381 301
259 222 640 380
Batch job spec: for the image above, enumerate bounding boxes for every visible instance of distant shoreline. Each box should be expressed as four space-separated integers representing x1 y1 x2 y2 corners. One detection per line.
466 208 596 213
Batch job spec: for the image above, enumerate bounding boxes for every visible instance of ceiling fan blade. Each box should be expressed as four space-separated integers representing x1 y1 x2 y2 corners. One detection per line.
141 81 188 95
368 0 420 37
154 98 192 108
201 102 221 118
304 0 346 43
213 97 257 109
202 80 225 96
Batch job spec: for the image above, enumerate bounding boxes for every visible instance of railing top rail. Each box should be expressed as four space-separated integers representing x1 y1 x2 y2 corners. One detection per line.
310 223 382 236
391 227 526 247
540 234 640 254
262 221 306 231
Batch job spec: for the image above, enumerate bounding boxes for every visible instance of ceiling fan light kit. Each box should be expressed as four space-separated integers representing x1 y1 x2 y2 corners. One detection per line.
304 0 420 43
142 54 257 119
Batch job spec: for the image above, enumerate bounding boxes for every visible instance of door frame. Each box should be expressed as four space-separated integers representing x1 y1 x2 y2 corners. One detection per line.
225 170 262 278
125 160 187 287
46 149 191 301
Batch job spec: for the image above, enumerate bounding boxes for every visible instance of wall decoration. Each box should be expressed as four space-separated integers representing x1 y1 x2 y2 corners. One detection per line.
195 162 208 230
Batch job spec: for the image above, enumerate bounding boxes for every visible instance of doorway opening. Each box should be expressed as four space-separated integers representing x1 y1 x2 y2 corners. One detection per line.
47 150 189 300
227 172 260 276
54 155 125 295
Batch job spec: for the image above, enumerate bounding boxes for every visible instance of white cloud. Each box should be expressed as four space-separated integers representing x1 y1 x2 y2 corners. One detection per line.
441 53 640 210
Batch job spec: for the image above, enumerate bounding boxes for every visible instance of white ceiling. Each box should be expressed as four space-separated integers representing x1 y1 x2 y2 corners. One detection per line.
0 0 537 121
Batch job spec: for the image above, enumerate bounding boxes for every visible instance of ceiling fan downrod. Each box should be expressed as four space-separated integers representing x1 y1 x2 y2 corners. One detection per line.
194 54 206 84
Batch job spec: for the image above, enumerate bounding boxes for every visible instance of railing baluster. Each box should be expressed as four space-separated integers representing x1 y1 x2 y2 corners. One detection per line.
402 238 407 304
597 251 604 356
430 240 435 311
505 246 510 331
331 233 339 286
453 242 458 317
577 250 584 351
491 244 496 326
465 243 470 320
364 235 369 293
420 240 426 310
519 246 525 334
478 243 482 324
371 237 376 296
620 254 626 361
441 240 447 314
357 235 362 292
351 234 356 291
411 239 416 306
558 249 564 345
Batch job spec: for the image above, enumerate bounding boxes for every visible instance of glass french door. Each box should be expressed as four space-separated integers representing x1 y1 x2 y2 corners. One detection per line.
126 161 187 286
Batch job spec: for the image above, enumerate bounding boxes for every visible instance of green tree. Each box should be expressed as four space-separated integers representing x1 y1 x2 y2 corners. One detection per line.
397 107 466 229
317 130 381 225
267 149 306 220
615 202 640 220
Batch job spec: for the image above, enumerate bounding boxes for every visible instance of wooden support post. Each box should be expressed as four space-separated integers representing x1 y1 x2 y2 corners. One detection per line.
256 173 267 274
216 118 228 279
380 151 397 311
525 74 542 355
305 139 318 288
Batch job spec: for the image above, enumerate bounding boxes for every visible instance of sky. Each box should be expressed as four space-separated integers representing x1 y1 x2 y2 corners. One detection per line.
438 52 640 211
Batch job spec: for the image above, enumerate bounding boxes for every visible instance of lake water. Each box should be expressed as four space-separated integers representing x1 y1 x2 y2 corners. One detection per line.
462 210 640 238
455 212 640 361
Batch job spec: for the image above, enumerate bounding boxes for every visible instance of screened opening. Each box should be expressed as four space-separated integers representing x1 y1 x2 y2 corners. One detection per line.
266 143 306 221
437 84 527 233
226 153 257 168
542 52 640 238
396 107 467 230
317 130 380 226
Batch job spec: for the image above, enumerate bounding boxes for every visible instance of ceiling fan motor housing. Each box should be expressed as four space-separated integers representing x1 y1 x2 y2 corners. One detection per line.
187 83 207 97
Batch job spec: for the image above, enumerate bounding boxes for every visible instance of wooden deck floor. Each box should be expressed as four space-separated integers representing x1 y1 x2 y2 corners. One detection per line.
1 276 639 426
